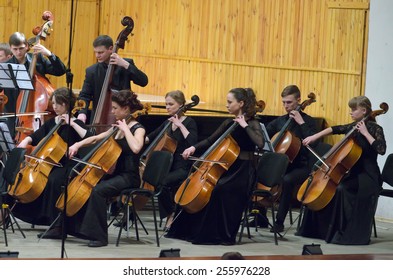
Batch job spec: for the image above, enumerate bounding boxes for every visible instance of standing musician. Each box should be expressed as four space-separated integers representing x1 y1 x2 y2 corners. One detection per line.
145 90 198 231
166 87 264 245
298 96 386 245
2 32 66 138
62 90 145 247
7 87 89 228
75 35 148 124
260 85 318 232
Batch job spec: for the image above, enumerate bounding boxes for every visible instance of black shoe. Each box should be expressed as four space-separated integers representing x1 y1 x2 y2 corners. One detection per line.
37 228 63 239
270 223 284 233
88 240 108 247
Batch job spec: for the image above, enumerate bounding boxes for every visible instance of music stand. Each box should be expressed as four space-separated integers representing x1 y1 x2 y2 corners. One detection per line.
0 121 15 153
0 63 34 91
0 63 34 139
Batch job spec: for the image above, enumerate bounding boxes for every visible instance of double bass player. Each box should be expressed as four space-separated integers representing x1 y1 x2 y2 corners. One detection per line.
2 32 66 138
75 35 148 125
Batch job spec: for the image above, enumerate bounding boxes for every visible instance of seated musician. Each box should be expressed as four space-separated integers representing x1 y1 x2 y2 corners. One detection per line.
144 90 198 231
62 90 145 247
258 85 318 232
298 96 386 245
166 87 264 245
8 87 89 228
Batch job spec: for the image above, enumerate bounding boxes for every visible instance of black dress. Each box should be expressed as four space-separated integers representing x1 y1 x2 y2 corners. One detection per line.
146 117 198 220
166 118 264 245
66 123 144 244
11 118 87 226
297 121 386 245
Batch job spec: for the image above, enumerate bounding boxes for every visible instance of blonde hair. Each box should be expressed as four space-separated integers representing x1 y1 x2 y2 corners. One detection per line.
348 96 372 115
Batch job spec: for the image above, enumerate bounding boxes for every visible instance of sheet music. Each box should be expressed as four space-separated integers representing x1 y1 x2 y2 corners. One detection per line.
0 121 15 152
0 63 34 90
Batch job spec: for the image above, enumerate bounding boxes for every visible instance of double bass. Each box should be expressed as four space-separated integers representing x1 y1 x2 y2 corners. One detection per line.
89 16 134 134
0 92 8 112
8 119 66 203
297 102 389 211
271 92 316 162
56 105 149 217
15 11 55 143
174 100 265 213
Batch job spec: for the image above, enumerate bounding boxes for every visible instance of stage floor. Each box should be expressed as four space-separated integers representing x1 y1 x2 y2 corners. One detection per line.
2 208 393 259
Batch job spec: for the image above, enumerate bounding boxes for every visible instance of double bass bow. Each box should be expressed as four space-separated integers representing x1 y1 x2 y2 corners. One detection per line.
8 119 67 203
89 16 134 134
56 104 149 217
271 92 316 162
297 102 389 211
15 11 55 143
174 100 265 213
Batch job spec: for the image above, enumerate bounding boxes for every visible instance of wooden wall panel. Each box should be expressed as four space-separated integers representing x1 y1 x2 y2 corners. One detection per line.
0 0 18 42
1 0 371 143
0 0 99 90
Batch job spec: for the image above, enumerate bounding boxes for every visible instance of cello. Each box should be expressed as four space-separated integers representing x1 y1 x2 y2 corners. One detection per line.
8 119 67 203
270 92 316 162
15 11 55 143
132 95 200 210
56 105 149 217
89 16 134 134
174 100 265 213
297 102 389 211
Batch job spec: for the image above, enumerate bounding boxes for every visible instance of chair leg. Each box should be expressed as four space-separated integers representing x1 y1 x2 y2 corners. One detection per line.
151 197 160 247
289 205 293 225
296 204 305 232
373 217 377 238
116 200 127 247
5 205 25 238
270 203 278 245
238 207 248 243
1 205 8 246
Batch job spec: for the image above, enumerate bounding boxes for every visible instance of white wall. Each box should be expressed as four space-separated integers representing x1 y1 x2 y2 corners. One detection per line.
366 0 393 221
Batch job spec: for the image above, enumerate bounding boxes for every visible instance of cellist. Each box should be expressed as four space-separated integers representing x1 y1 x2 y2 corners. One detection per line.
259 85 318 232
166 88 264 245
3 32 66 138
6 87 89 230
299 96 386 245
62 90 145 247
144 90 198 231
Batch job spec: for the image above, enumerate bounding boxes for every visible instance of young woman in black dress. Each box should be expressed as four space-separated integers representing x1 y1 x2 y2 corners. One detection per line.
299 96 386 245
144 90 198 231
166 87 264 245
